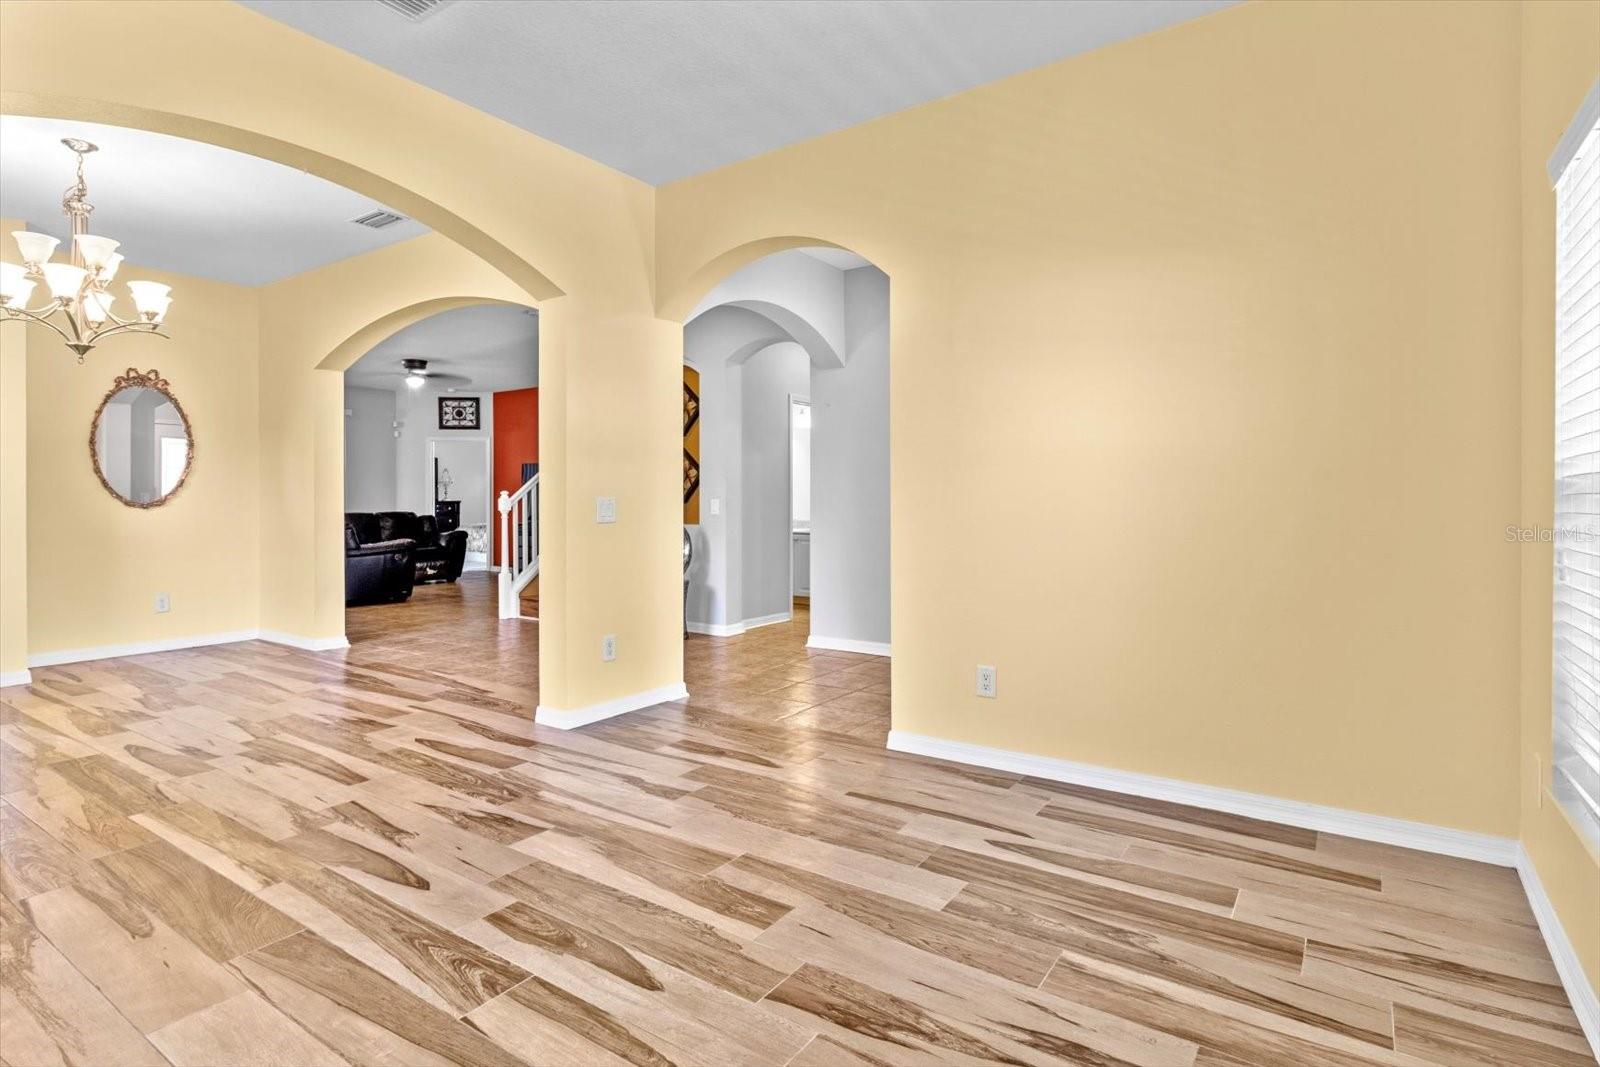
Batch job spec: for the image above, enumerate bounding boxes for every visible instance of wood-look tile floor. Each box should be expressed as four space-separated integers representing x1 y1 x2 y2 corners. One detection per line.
1 574 1593 1066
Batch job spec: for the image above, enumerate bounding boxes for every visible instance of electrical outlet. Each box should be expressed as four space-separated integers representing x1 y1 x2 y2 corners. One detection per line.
154 593 171 614
596 496 617 524
602 634 617 662
976 665 997 698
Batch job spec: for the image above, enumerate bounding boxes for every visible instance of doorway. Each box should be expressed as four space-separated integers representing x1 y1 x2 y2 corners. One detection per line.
429 437 493 570
680 248 889 659
790 395 811 612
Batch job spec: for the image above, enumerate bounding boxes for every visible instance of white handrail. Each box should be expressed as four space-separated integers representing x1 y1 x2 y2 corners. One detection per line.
497 473 539 619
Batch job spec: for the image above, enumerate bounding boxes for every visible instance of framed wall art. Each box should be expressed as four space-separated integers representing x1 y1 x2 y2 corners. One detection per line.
438 396 481 430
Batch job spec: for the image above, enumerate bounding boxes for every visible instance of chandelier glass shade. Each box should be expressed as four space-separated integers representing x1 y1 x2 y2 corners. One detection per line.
0 138 173 361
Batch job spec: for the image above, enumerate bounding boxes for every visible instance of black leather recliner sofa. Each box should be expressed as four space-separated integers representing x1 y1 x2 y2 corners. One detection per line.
346 511 469 587
344 521 415 605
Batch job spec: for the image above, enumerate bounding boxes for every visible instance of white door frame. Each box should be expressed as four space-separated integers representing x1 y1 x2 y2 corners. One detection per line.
788 393 810 619
426 436 493 570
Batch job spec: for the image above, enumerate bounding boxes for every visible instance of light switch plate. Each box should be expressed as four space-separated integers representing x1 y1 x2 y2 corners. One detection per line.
596 497 617 524
708 498 721 516
154 593 171 614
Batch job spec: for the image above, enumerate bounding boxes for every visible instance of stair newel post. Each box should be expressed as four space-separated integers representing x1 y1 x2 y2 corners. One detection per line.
497 489 513 618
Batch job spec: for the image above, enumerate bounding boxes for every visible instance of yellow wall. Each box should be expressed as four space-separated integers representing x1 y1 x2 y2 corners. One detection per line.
0 221 26 678
0 0 682 713
1519 0 1600 994
661 0 1527 835
21 263 261 657
1 0 1595 983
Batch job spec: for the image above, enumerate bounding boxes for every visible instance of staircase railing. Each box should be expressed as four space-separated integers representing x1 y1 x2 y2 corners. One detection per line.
497 474 539 619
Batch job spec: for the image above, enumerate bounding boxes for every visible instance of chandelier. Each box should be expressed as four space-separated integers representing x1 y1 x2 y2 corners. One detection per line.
0 138 173 361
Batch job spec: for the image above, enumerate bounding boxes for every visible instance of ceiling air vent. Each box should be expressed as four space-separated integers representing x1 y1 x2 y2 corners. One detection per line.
350 209 407 230
375 0 456 21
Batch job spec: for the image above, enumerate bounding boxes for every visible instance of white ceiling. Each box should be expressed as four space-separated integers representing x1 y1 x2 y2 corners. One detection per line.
0 115 427 286
346 303 539 393
239 0 1235 186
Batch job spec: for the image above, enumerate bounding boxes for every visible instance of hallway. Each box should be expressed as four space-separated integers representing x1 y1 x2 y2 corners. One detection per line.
682 607 890 742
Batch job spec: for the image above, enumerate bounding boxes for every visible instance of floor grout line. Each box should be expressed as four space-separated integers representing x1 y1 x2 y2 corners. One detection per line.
751 962 805 1006
1036 949 1066 991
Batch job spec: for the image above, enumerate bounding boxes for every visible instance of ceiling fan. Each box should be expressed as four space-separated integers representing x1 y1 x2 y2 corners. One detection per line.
390 357 470 390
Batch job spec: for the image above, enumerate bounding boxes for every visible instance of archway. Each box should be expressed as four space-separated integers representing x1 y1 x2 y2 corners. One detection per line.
337 299 543 704
660 236 875 323
4 0 690 728
0 93 564 305
678 244 892 736
0 105 560 687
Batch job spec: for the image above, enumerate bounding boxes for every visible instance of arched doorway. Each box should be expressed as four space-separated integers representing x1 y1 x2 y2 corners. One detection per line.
0 107 557 692
6 0 691 735
335 300 543 701
677 244 891 737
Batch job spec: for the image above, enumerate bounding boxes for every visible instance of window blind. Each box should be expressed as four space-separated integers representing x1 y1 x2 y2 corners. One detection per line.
1553 110 1600 841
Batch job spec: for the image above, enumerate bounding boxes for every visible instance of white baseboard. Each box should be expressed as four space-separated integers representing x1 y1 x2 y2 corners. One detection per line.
0 668 32 688
26 628 349 668
1517 844 1600 1059
687 620 746 637
537 683 689 730
27 629 264 668
807 634 891 657
687 611 792 639
257 631 351 653
884 730 1519 867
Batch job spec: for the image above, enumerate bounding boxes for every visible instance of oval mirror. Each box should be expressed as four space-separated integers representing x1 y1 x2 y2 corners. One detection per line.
90 368 193 508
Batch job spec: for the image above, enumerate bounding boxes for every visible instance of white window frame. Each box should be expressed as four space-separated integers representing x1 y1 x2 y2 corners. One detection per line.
1550 78 1600 847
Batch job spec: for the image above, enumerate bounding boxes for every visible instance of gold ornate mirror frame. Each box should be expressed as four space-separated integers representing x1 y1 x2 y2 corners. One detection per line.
88 367 195 509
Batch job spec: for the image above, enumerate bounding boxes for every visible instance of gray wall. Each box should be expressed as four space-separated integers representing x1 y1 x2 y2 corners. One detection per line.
810 267 890 646
432 437 490 528
684 305 792 629
343 385 396 513
740 342 809 623
394 386 493 518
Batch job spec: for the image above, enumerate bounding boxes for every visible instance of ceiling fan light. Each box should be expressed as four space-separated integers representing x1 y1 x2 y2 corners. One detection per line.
74 234 119 270
405 373 426 389
13 231 59 270
41 262 87 301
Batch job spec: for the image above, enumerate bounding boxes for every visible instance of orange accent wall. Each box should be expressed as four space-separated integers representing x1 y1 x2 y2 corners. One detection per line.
492 387 538 564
